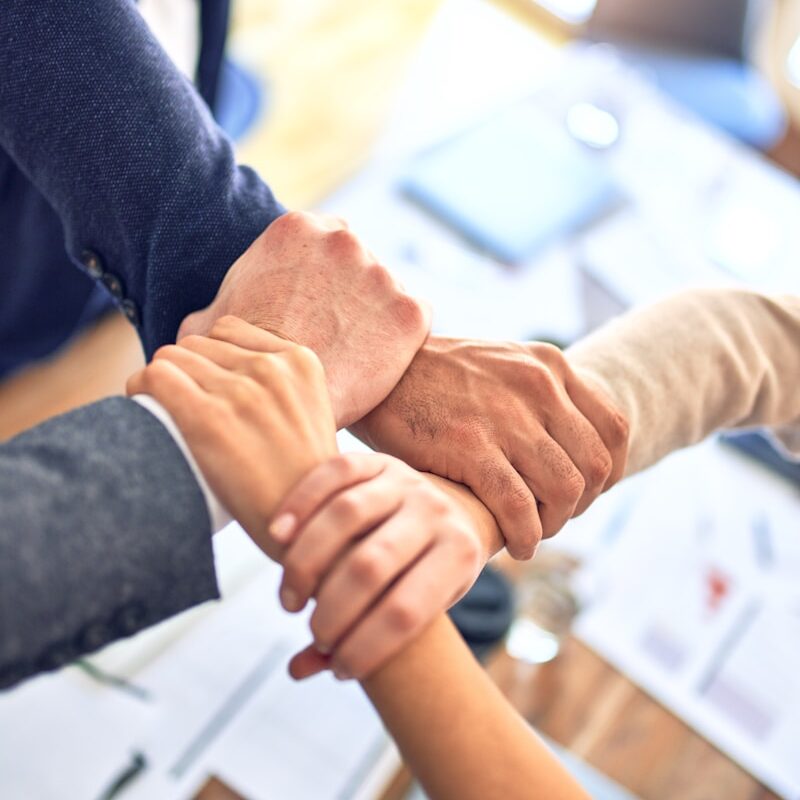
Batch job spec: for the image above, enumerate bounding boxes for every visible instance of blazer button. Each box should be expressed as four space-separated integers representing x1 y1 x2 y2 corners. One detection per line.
38 642 77 672
121 299 140 326
80 249 104 280
79 621 112 652
102 272 125 300
115 603 147 635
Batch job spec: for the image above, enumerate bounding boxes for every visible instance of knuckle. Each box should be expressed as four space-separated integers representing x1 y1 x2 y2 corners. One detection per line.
533 342 567 369
452 526 482 569
331 493 361 523
364 260 394 292
586 451 613 488
390 292 426 334
607 408 630 450
513 528 541 561
454 418 492 450
531 368 561 400
271 210 309 237
247 354 275 384
309 614 331 647
208 315 243 339
289 343 323 377
334 652 360 679
331 453 364 482
143 360 175 385
504 483 536 516
178 335 207 350
561 467 586 503
419 487 451 516
385 600 419 634
204 404 235 438
230 378 262 412
326 228 361 259
152 344 181 362
349 547 384 586
284 560 315 593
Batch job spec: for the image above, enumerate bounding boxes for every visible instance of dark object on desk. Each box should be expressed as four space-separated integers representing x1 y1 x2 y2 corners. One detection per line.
401 103 620 264
95 752 147 800
721 429 800 488
449 566 515 662
586 0 785 149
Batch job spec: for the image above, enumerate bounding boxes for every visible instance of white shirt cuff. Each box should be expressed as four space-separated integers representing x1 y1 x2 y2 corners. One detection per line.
132 394 233 533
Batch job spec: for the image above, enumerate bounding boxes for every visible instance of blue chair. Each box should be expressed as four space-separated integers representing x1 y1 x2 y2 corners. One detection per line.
214 58 266 142
586 0 787 149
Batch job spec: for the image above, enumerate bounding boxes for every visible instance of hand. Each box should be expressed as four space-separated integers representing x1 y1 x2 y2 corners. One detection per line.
351 337 629 560
269 453 484 681
177 211 432 428
126 316 337 550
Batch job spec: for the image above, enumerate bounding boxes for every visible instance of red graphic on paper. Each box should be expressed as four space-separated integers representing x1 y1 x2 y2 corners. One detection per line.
705 566 731 614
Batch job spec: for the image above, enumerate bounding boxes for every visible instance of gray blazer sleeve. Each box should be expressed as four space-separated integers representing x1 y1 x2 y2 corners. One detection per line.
0 398 219 690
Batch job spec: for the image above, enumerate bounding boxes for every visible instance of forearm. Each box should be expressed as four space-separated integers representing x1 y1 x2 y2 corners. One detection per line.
0 1 283 354
568 289 800 476
361 615 589 800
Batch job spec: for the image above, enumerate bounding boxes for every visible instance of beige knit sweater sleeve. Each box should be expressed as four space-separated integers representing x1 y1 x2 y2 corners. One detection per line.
566 289 800 477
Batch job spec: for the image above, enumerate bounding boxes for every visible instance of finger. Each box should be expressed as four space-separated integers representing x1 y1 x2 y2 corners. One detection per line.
205 315 295 352
270 453 387 545
177 334 274 372
128 360 210 436
544 404 612 517
279 473 404 612
308 511 434 653
517 434 585 539
126 367 148 397
151 344 239 393
288 645 331 681
329 546 457 681
566 371 630 492
463 452 542 561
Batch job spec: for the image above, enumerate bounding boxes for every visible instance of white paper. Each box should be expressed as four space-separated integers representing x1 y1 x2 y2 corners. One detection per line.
575 442 800 799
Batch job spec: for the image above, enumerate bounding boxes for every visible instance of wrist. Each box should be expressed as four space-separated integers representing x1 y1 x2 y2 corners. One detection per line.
131 394 233 532
423 474 502 561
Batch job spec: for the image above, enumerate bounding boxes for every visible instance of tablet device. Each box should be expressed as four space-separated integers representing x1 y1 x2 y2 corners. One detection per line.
401 103 620 263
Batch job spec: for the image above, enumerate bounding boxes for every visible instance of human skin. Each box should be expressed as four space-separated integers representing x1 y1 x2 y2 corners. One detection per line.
177 212 627 562
127 320 497 672
129 327 585 800
351 337 629 560
177 211 432 429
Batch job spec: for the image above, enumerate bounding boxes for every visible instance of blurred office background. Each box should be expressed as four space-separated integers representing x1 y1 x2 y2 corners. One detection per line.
2 2 800 799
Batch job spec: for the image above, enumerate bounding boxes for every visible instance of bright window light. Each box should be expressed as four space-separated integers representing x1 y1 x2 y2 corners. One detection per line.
786 36 800 87
529 0 598 26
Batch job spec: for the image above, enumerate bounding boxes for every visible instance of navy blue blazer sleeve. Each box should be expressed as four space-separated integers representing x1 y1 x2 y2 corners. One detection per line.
0 0 285 356
0 398 219 691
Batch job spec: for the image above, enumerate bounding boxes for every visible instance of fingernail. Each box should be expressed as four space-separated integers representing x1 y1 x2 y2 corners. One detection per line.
280 587 303 612
316 642 331 655
270 513 297 543
333 668 352 681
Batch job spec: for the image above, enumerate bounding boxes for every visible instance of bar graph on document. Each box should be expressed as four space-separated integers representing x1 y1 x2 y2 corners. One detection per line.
574 441 800 799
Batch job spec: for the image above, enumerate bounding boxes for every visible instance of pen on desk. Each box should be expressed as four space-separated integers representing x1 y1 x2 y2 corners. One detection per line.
95 752 147 800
